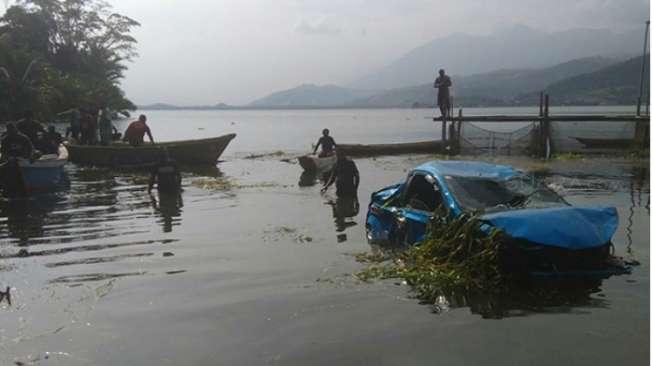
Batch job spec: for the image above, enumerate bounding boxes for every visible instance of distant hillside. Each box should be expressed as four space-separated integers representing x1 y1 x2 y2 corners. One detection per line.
350 25 640 90
515 55 649 105
545 55 649 105
139 102 235 110
350 56 619 107
248 84 377 107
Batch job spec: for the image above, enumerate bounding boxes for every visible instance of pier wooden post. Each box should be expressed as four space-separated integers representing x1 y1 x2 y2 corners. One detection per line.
539 92 544 117
634 117 649 150
540 94 552 159
456 108 463 147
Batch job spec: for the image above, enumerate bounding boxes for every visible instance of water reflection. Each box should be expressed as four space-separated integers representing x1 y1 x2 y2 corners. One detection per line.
150 191 184 233
0 194 62 245
434 278 608 319
624 165 650 257
326 196 360 242
299 171 330 187
299 171 318 187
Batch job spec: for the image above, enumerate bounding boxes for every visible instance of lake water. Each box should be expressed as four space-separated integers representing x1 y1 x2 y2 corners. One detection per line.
0 108 649 365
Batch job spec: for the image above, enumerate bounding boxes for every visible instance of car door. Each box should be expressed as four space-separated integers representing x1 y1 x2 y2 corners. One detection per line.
396 173 445 245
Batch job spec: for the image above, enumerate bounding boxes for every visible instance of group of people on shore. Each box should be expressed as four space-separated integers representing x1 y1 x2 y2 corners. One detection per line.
0 112 63 161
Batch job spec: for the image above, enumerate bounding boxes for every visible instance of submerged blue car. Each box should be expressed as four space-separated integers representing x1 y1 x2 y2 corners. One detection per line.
366 160 620 276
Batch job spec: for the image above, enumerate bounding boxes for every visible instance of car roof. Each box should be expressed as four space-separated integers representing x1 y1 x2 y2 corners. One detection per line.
413 160 517 180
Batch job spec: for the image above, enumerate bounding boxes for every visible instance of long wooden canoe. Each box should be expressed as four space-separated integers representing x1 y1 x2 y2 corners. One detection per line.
67 134 236 167
573 137 633 149
338 140 447 157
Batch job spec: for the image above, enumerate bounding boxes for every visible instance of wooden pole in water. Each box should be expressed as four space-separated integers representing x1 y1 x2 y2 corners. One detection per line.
637 20 649 116
539 92 544 117
542 94 551 158
457 108 463 148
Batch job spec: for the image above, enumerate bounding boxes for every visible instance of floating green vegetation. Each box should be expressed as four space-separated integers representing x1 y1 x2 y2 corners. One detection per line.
627 148 650 161
355 212 507 304
263 226 314 244
244 151 286 159
192 177 233 191
191 178 290 191
552 152 585 161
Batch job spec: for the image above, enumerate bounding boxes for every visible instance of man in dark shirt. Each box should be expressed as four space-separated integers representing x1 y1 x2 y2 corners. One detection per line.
434 69 452 120
1 123 34 160
313 128 336 157
16 111 45 143
321 148 360 198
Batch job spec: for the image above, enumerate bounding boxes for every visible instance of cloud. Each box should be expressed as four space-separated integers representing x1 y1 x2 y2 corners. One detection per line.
295 18 342 36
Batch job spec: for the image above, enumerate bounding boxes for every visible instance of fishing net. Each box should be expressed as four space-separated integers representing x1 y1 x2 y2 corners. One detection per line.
459 122 537 155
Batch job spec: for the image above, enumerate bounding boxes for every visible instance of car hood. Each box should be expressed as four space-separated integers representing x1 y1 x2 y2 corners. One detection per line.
481 206 618 250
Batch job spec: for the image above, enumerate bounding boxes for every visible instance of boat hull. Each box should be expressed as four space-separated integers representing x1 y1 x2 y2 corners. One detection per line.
298 155 336 173
0 145 68 197
67 134 236 167
338 140 447 157
573 137 633 149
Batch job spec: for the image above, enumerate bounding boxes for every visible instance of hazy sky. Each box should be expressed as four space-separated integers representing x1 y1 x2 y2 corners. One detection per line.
43 1 653 105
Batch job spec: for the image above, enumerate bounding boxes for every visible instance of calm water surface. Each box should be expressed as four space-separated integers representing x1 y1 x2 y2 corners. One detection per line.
0 108 649 365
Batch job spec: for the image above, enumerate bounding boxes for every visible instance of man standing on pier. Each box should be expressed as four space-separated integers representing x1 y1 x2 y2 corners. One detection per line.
434 69 452 120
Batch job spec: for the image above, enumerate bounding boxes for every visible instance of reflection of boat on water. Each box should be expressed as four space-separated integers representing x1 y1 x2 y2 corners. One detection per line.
298 154 336 173
0 194 62 244
67 133 236 167
573 137 633 149
0 145 68 197
298 170 330 187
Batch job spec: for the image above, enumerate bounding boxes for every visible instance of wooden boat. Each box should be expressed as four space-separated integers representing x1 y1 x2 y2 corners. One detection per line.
338 140 447 157
298 154 336 173
0 145 68 197
573 137 633 149
67 134 236 167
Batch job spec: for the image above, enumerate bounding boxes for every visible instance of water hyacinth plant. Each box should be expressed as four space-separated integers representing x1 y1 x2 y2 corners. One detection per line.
356 209 509 305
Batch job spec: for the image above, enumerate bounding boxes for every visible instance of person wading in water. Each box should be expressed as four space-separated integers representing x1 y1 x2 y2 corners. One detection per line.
313 128 336 157
434 68 452 121
123 114 154 146
321 148 360 198
148 149 181 194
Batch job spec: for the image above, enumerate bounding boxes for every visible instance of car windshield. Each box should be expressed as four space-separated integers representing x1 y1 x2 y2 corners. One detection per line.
444 174 567 212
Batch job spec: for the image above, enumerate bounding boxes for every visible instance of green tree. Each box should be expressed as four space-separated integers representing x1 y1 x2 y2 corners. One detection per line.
0 0 139 121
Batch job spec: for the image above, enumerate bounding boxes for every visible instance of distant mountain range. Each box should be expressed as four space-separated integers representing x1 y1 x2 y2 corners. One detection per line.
248 84 376 107
523 55 650 105
140 26 649 110
349 25 641 90
239 55 646 109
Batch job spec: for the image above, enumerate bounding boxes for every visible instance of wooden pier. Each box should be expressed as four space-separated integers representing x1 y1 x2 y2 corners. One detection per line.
434 93 650 158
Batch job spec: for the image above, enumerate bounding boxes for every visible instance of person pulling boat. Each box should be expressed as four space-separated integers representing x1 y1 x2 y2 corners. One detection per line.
313 128 336 157
123 114 155 146
321 148 359 198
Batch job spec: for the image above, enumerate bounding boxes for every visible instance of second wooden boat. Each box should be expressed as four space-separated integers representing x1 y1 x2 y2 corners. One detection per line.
573 137 633 149
0 145 68 197
338 140 447 157
67 133 236 167
298 154 336 173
